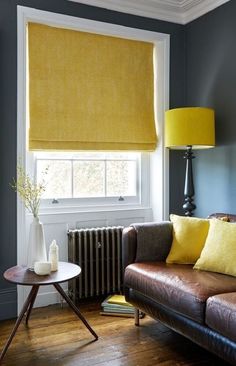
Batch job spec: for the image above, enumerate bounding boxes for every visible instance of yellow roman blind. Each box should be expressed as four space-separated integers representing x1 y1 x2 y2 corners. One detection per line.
28 23 157 151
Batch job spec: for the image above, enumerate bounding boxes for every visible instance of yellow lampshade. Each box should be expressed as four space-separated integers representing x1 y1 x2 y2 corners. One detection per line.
165 107 215 149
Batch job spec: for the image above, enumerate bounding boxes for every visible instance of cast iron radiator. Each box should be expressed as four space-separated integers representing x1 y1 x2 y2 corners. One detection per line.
68 226 124 301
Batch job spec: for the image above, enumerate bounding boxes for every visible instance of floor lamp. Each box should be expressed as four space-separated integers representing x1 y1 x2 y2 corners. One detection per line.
165 107 215 216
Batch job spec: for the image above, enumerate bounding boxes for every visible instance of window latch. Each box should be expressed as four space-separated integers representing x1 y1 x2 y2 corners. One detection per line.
52 198 59 204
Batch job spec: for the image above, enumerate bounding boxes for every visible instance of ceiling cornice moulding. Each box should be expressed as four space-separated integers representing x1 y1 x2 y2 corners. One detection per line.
68 0 230 25
182 0 231 23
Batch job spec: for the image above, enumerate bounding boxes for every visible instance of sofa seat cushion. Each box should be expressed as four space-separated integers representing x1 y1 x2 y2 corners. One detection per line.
125 262 236 324
206 293 236 342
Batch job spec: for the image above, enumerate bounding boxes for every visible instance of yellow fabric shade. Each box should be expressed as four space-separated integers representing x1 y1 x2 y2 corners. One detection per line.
165 107 215 149
28 23 157 151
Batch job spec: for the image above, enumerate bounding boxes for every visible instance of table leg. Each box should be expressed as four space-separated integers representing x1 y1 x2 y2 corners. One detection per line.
0 286 38 362
53 283 98 340
25 285 39 325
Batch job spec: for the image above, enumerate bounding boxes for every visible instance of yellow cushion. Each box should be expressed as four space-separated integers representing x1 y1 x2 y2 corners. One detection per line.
194 219 236 277
166 214 209 264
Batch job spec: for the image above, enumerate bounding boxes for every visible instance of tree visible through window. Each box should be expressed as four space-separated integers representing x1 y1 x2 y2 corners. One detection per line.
36 152 139 202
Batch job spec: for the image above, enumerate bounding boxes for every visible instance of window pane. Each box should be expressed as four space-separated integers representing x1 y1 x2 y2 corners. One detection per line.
107 161 136 196
73 161 105 197
37 160 72 198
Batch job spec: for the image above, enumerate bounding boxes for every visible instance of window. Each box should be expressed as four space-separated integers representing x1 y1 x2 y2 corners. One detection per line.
17 5 169 216
17 6 169 312
35 152 144 208
26 18 158 212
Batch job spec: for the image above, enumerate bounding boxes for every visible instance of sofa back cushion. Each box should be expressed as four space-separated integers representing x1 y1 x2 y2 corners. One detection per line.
132 222 173 262
208 213 236 222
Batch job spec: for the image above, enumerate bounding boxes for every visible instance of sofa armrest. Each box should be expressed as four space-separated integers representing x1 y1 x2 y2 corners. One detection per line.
122 221 173 269
122 226 137 271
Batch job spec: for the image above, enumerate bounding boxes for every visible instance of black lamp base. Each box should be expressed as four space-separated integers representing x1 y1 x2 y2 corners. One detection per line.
183 198 196 217
183 146 196 217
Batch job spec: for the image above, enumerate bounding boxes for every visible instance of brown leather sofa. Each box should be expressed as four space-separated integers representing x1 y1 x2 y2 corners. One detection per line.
122 213 236 365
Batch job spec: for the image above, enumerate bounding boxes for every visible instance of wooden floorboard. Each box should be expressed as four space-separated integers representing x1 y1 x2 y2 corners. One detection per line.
0 300 229 366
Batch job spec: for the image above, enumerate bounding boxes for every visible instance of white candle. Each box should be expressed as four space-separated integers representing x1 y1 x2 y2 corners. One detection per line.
49 240 59 271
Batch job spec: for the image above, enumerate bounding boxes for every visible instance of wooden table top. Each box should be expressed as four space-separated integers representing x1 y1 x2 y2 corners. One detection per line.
3 262 81 286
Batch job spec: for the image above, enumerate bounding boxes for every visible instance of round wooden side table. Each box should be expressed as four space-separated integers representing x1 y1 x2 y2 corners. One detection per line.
0 261 98 362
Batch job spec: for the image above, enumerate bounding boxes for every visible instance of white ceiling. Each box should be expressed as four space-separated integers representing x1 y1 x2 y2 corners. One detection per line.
68 0 230 24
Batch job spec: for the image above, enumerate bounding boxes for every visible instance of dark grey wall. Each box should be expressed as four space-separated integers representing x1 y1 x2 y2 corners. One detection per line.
185 0 236 218
0 0 185 319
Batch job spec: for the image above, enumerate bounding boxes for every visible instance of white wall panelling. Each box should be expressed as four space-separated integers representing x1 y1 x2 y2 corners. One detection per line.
24 209 152 308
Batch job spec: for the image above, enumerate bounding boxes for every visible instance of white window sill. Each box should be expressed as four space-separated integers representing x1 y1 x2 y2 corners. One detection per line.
37 203 152 216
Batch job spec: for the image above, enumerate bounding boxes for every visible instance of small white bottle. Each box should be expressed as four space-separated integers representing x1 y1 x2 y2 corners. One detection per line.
49 240 59 271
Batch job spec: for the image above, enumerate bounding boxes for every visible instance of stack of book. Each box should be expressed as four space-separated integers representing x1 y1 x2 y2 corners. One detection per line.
100 294 140 318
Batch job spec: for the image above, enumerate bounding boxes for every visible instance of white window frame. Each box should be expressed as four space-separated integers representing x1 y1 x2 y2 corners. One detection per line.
17 5 169 258
33 151 147 211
